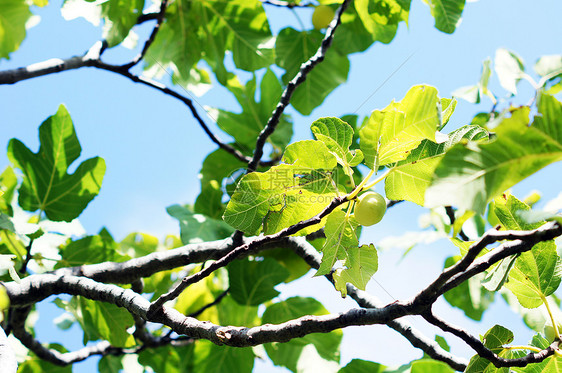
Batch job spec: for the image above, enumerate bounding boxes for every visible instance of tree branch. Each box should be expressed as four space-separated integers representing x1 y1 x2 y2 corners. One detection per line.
121 0 169 70
246 0 352 172
5 272 411 347
261 0 314 8
423 310 558 368
285 236 469 371
410 221 562 308
148 195 348 315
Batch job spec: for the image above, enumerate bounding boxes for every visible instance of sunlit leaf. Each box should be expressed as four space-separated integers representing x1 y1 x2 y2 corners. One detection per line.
339 359 386 373
312 117 363 176
360 85 440 168
426 95 562 213
495 48 525 95
0 0 31 60
223 141 338 235
316 209 359 276
386 124 488 205
101 0 144 48
333 244 378 297
465 325 524 373
8 105 106 221
424 0 465 34
0 167 17 216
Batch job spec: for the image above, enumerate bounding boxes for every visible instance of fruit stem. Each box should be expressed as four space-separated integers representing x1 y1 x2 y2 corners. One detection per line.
347 169 374 200
542 295 561 340
362 169 392 192
502 345 542 353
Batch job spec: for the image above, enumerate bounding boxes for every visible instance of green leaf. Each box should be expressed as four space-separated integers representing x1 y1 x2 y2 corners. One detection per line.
194 148 247 219
175 272 222 324
359 85 440 168
275 28 349 115
282 140 339 169
262 246 311 282
331 4 378 55
7 105 106 221
138 345 194 373
214 70 293 151
0 167 17 216
223 143 338 235
120 232 158 258
439 97 457 130
495 48 525 95
98 355 124 373
333 243 378 297
193 340 254 373
339 359 386 373
465 325 525 373
385 124 488 205
55 296 135 347
505 240 561 308
101 0 144 48
424 0 465 34
443 255 494 320
217 295 259 327
263 297 342 372
0 213 14 233
354 0 409 42
316 209 360 276
167 204 233 244
228 257 289 306
426 96 562 213
55 230 129 268
146 0 272 87
311 117 363 176
0 0 31 60
410 359 454 373
0 230 26 262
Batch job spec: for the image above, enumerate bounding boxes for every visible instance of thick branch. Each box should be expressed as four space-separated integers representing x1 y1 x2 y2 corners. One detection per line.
5 273 411 348
247 0 352 172
12 324 193 366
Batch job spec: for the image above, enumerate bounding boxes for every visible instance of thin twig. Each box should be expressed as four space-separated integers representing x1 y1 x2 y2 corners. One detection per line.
445 206 470 241
147 195 348 315
121 0 169 70
261 0 314 8
247 0 352 172
423 310 558 368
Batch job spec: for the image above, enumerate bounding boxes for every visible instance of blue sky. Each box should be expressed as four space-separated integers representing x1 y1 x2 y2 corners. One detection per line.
1 0 561 371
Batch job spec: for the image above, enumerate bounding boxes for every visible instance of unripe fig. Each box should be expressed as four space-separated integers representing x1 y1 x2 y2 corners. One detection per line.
312 5 335 30
354 192 386 226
